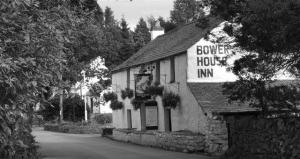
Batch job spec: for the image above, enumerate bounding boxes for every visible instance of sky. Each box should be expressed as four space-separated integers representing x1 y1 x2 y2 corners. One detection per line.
97 0 175 30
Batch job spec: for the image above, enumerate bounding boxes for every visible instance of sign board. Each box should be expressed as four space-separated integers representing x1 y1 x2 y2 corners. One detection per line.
134 74 151 99
145 106 158 128
187 39 240 83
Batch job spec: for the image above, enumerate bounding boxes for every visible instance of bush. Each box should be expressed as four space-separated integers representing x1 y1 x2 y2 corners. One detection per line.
162 92 180 109
110 100 124 110
121 88 134 100
0 108 39 159
103 92 117 102
39 94 85 122
94 114 112 124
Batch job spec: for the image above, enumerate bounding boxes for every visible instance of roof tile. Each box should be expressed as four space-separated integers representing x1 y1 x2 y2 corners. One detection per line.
112 17 223 72
187 83 259 114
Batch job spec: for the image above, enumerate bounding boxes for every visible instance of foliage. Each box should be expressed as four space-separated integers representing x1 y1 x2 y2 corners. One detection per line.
93 113 112 124
121 88 134 99
39 95 85 122
147 15 157 31
0 0 70 158
89 82 104 97
158 17 177 33
155 0 206 33
222 116 300 159
170 0 205 25
0 107 39 159
144 85 164 96
133 18 151 51
104 7 116 27
103 92 118 102
131 98 144 110
162 92 180 109
110 100 124 110
204 0 300 113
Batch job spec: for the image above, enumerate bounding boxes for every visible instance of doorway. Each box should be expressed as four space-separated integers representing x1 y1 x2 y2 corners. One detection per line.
164 108 172 132
127 109 132 129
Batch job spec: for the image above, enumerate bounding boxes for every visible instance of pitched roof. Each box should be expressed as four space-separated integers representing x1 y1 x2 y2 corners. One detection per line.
188 81 300 114
188 83 259 114
112 17 223 72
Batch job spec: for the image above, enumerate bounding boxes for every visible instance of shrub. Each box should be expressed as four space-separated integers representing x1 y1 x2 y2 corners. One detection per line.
103 92 117 102
131 98 144 110
38 94 85 122
162 92 180 109
94 113 112 124
121 88 134 100
110 100 123 110
0 108 39 159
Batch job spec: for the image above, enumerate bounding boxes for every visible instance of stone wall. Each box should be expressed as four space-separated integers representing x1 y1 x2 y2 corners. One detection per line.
205 118 228 155
112 129 206 153
44 123 103 134
223 115 300 159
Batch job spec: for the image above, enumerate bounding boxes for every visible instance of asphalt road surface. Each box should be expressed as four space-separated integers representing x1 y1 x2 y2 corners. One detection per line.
33 128 217 159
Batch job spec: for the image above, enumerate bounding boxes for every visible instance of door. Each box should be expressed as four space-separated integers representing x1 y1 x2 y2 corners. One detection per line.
164 108 172 132
127 109 132 129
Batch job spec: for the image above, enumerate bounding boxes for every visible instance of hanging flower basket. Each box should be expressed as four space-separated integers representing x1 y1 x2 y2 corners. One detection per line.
144 85 164 96
121 88 134 100
162 92 180 109
103 92 117 102
131 98 144 110
110 100 124 110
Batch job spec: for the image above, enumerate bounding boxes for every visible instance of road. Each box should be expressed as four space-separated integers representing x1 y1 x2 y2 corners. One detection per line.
33 128 216 159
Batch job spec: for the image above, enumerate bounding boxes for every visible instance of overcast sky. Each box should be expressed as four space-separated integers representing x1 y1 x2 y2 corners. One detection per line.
97 0 174 30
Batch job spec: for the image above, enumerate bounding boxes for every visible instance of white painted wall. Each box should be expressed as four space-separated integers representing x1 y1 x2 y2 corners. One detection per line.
187 22 294 83
162 54 208 133
112 68 142 130
112 53 209 133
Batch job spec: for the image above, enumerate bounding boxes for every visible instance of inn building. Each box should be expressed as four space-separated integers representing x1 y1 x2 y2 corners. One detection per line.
110 17 258 153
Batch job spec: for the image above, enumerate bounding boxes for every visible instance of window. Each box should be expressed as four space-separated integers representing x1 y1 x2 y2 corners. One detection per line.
170 56 175 83
155 61 160 84
127 69 130 88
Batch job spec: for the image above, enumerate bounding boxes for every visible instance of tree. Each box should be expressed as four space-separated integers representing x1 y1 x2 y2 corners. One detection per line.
205 0 300 113
39 94 85 122
134 18 151 51
120 18 130 39
104 7 116 27
0 0 70 158
0 0 112 157
119 18 136 62
170 0 204 25
158 16 177 33
147 15 157 31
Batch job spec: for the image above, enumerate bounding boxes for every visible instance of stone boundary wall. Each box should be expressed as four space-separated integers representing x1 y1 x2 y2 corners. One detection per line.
223 115 300 159
206 118 228 155
44 123 103 134
112 129 206 153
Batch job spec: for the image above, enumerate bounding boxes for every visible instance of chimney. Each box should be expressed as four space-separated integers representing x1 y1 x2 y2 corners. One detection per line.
150 21 164 40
